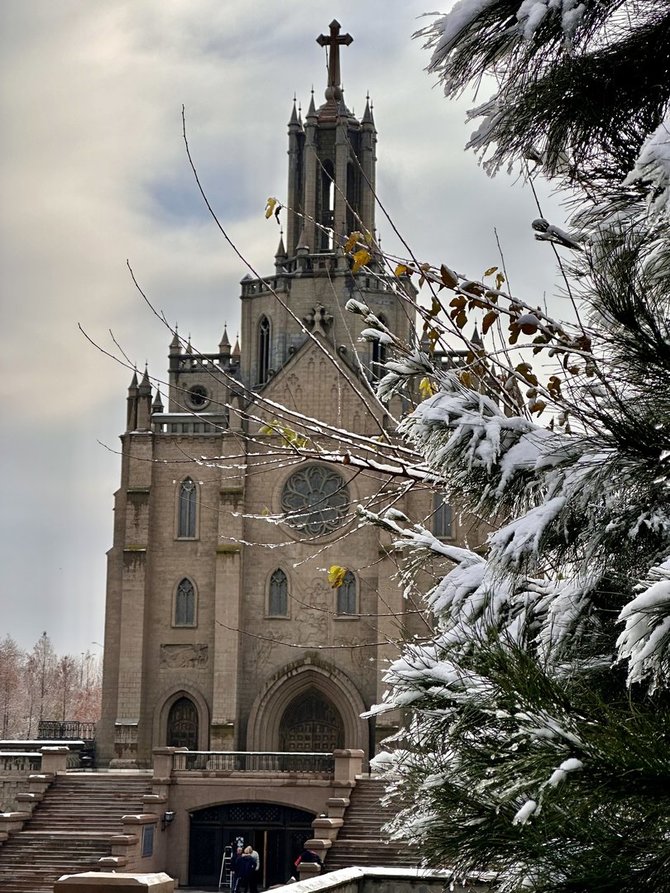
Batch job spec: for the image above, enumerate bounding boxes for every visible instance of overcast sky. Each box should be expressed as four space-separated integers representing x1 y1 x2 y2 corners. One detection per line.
0 0 567 657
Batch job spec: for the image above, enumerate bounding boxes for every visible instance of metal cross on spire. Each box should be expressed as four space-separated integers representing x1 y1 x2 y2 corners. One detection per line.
316 20 353 102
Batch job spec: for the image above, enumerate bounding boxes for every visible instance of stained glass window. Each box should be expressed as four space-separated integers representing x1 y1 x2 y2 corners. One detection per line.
281 465 348 536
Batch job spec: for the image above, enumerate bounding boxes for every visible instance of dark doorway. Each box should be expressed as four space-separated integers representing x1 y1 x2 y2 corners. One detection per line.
189 802 315 888
279 688 344 752
167 696 198 749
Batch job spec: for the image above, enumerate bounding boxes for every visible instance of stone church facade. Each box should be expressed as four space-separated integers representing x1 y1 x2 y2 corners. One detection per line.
97 22 474 770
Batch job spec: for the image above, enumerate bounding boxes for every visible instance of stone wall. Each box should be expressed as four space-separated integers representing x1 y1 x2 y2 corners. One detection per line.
0 774 30 812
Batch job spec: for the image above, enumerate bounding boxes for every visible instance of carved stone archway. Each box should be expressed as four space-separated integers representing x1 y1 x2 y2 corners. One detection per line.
246 660 368 754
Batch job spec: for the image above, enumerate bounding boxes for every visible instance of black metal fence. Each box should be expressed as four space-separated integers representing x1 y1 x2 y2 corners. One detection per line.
37 720 96 741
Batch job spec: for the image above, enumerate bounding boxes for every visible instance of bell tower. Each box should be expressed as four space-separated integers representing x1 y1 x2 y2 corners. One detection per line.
239 21 408 391
285 20 377 257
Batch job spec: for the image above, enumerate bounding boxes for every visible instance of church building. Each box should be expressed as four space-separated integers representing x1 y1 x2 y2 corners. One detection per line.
97 21 465 771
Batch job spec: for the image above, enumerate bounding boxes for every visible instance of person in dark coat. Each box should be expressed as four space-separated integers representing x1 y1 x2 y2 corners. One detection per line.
294 847 323 870
233 847 256 893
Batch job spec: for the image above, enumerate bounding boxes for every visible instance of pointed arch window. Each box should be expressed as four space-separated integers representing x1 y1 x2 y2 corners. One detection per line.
268 568 289 617
320 161 335 250
178 477 197 538
174 578 196 627
371 314 388 379
346 161 360 235
258 315 271 385
432 493 453 539
336 571 357 616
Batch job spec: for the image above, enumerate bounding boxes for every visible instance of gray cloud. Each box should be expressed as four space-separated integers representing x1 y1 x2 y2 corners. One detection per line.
0 0 567 654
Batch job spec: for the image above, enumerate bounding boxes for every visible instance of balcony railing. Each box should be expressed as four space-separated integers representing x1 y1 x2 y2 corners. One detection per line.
37 720 96 741
152 412 229 436
172 751 335 774
0 752 41 773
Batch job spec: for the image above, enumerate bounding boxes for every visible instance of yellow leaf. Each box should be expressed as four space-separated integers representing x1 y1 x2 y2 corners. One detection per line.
259 419 280 435
344 231 362 253
495 272 506 290
328 565 347 589
394 264 409 277
352 249 371 274
483 266 498 278
265 197 278 219
419 378 436 399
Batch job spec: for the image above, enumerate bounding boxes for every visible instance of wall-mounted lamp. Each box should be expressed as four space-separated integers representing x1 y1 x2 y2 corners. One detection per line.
161 810 176 831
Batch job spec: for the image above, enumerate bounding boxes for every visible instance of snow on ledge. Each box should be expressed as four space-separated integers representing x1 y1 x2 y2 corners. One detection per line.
268 866 491 893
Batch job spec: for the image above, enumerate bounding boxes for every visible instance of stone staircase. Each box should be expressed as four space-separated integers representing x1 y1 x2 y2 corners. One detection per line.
325 778 419 871
0 773 152 893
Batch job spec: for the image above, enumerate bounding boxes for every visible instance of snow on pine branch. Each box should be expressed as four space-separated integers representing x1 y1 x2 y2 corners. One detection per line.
624 111 670 218
385 378 670 678
616 557 670 688
516 0 586 45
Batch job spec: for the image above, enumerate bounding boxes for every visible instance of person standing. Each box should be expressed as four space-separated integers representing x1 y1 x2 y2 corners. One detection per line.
234 847 256 893
244 844 260 893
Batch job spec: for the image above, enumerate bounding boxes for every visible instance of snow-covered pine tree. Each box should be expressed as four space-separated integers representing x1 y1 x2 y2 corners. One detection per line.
351 4 670 891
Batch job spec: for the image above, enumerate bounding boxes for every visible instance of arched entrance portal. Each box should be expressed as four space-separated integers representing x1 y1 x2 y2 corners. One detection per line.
189 803 315 888
279 688 344 752
166 696 198 749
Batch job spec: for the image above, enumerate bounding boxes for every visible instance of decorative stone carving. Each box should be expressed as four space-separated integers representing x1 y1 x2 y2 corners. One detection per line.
160 644 209 668
303 304 333 337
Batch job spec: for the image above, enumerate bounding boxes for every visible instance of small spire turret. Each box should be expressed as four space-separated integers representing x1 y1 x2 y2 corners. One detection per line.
152 389 164 413
275 230 287 263
138 365 152 396
136 365 153 431
289 96 301 129
126 371 138 432
232 336 241 361
296 226 310 254
169 329 181 354
219 325 231 357
362 93 375 128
